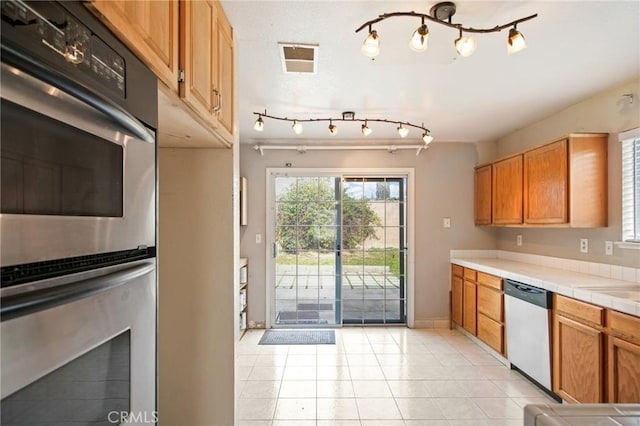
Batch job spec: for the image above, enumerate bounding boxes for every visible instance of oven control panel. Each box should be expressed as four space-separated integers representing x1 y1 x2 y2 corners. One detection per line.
1 0 125 95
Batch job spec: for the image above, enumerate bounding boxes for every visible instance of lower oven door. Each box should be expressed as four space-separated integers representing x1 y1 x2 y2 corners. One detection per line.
0 259 156 425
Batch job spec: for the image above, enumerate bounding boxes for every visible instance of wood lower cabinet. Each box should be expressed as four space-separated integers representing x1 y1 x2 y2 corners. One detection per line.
607 310 640 402
492 155 523 225
553 294 605 403
476 272 505 354
463 270 477 335
451 272 463 326
474 165 492 225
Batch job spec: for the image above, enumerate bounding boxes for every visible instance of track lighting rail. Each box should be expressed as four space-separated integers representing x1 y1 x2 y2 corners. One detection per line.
253 111 430 133
355 11 537 35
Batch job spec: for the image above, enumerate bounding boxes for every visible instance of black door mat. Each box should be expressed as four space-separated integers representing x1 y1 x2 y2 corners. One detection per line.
258 329 336 345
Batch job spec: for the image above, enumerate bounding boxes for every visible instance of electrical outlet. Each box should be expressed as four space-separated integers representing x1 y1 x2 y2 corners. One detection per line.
443 218 451 228
605 241 613 255
580 238 589 253
255 233 262 244
516 235 523 246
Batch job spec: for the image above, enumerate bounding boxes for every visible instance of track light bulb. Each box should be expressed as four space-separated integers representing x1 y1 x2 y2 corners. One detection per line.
361 122 372 136
361 29 380 57
454 30 477 57
292 121 304 135
422 132 434 144
409 24 429 52
507 27 527 54
397 125 409 138
328 121 338 135
254 116 264 132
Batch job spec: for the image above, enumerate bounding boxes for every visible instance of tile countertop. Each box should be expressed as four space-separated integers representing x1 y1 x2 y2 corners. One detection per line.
450 257 640 317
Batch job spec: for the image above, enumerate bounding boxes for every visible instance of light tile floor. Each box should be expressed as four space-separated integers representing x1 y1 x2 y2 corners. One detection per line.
237 327 558 425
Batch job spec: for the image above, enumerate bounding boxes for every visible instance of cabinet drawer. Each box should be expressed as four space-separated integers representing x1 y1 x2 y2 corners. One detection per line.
555 294 604 327
477 285 503 322
477 272 502 290
608 310 640 344
464 268 477 281
452 264 463 277
478 313 504 354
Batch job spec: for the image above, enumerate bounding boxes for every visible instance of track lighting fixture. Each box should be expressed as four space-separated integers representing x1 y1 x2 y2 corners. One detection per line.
253 115 264 132
356 1 536 58
422 131 434 144
252 110 433 142
507 25 527 55
454 28 477 57
397 124 409 138
361 28 380 58
409 18 429 52
328 120 338 135
292 120 304 135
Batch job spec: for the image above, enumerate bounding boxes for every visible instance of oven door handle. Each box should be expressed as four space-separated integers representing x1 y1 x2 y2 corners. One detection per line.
0 262 155 322
1 44 154 144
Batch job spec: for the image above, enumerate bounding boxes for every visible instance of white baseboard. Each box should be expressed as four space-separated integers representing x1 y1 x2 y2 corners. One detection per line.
413 318 451 329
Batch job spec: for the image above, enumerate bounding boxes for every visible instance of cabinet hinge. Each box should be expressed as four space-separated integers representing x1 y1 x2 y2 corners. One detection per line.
178 69 185 83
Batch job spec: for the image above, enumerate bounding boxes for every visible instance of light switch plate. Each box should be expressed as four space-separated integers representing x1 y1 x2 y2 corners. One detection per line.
256 233 262 244
443 218 451 228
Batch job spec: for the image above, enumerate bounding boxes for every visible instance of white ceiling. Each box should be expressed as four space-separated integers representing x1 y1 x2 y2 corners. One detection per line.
221 1 640 145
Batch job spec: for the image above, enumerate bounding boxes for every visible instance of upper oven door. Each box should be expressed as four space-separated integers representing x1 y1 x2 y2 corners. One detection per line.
0 53 156 267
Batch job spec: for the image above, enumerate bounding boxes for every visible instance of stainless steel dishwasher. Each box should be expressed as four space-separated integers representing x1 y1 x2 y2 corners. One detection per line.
505 279 553 391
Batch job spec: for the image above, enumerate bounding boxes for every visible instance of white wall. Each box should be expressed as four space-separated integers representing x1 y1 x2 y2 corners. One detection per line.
493 78 640 268
240 143 497 326
158 148 235 425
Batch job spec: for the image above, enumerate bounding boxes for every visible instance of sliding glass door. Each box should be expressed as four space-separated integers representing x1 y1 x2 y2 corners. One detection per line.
271 173 407 326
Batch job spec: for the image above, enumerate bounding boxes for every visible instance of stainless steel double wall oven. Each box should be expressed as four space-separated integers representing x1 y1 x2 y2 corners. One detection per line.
1 1 158 424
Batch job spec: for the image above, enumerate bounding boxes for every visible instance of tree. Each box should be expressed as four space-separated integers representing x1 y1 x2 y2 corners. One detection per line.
276 179 381 251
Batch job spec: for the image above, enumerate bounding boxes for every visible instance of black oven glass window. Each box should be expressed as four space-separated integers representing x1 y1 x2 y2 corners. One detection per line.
1 99 124 217
0 330 130 425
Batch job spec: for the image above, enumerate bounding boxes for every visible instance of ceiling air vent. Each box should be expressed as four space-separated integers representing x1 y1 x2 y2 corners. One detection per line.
279 43 318 74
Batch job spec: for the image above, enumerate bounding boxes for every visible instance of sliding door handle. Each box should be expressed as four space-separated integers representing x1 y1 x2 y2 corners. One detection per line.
272 243 278 259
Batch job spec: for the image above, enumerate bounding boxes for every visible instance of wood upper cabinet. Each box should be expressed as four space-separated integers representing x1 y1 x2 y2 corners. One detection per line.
524 134 607 226
86 0 179 92
474 165 492 225
87 0 234 146
524 139 568 224
180 0 215 121
180 0 233 144
492 155 523 225
553 295 605 403
607 310 640 403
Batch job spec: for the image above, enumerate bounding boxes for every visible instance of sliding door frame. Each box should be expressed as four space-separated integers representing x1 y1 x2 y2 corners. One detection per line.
265 168 415 328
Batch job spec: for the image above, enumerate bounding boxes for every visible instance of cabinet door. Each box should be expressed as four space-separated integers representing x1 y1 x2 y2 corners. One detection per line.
215 6 234 139
492 155 523 224
452 275 463 326
463 279 477 335
477 313 503 354
477 285 502 323
180 0 216 125
86 0 179 91
524 140 568 224
474 165 492 225
553 314 604 403
607 336 640 403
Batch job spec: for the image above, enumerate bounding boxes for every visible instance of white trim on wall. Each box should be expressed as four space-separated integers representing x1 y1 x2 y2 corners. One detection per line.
264 167 416 328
